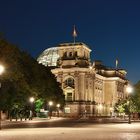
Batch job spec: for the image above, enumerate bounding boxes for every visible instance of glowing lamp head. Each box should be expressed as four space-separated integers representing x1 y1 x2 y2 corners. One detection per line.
0 65 5 75
29 97 35 103
49 101 53 106
57 104 60 108
126 86 133 94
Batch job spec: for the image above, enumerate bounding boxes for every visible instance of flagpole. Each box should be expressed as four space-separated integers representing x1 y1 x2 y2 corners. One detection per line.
73 25 75 43
73 25 77 44
116 59 118 69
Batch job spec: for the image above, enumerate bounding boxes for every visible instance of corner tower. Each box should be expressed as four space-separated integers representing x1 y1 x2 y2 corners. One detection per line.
57 42 91 68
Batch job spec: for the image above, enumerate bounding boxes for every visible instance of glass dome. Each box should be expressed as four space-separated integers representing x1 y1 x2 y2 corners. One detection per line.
37 47 59 66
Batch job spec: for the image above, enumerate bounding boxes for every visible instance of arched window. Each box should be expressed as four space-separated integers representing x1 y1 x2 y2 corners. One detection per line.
64 78 74 88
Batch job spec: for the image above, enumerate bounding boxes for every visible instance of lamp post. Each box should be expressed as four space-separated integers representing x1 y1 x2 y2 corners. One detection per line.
126 85 133 124
48 101 53 119
0 64 5 130
56 104 60 117
29 97 35 120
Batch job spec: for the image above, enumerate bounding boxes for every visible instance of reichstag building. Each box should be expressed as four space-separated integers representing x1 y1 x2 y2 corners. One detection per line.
37 42 127 117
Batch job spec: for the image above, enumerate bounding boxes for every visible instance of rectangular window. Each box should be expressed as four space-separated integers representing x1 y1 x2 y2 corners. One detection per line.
64 107 71 113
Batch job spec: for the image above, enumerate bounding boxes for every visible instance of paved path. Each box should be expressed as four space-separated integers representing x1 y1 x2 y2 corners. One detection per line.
2 117 140 129
0 123 140 140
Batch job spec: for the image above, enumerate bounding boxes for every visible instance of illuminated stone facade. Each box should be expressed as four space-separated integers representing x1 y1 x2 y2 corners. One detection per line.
38 42 127 117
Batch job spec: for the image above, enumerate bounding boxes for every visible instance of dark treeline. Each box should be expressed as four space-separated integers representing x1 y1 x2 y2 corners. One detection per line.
0 37 65 120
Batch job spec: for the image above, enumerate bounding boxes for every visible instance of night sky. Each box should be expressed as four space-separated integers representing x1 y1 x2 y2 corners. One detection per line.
0 0 140 84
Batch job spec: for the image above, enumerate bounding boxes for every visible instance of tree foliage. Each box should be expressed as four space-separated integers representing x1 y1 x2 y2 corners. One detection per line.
114 100 126 114
114 98 137 115
35 99 44 113
114 81 140 115
0 38 65 116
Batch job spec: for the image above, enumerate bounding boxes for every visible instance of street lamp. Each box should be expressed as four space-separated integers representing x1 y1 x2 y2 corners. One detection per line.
29 97 35 120
0 64 5 130
56 104 60 117
126 85 133 124
48 101 53 119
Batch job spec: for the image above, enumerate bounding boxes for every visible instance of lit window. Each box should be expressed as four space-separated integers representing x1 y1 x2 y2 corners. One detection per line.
66 92 72 101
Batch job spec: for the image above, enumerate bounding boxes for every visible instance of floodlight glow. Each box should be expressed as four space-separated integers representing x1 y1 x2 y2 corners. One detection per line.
98 104 103 109
89 66 92 69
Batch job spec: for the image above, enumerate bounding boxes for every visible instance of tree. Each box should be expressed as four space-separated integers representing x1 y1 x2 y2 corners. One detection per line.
114 98 137 116
35 99 44 113
114 81 140 118
0 38 65 119
114 99 127 115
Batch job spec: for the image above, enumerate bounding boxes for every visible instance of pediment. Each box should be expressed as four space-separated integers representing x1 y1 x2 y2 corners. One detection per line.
63 86 74 91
